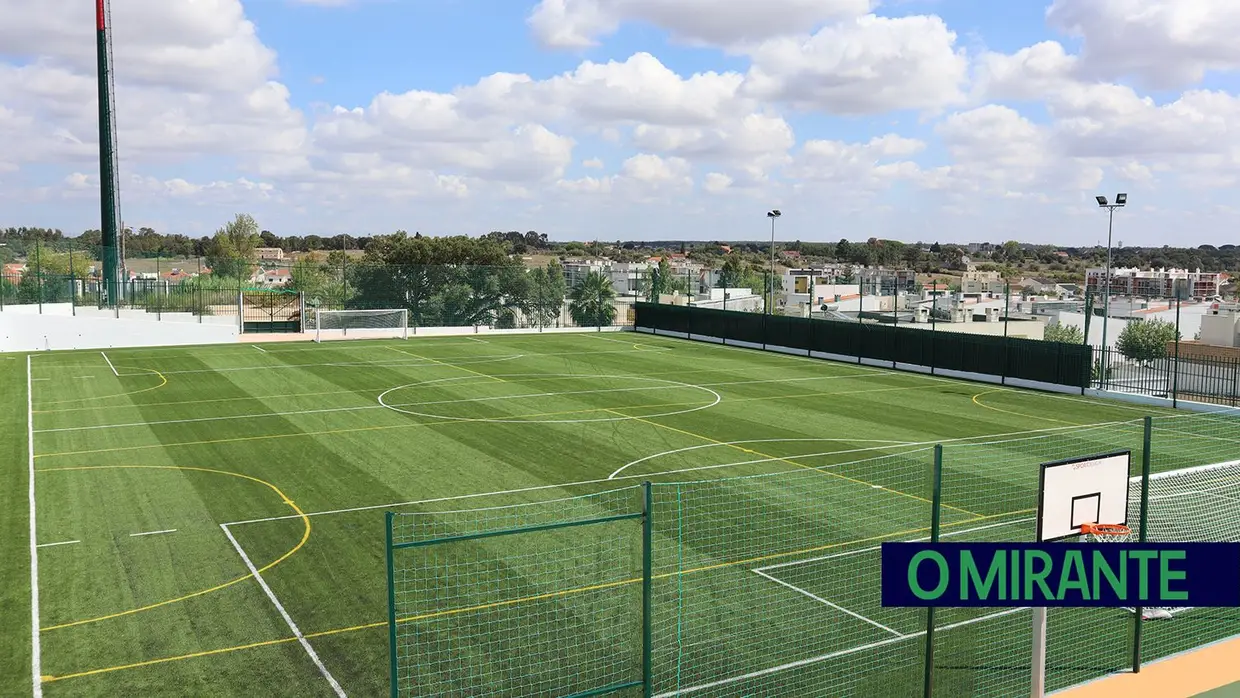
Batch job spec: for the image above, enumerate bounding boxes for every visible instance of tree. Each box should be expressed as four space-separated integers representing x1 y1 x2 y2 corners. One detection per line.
568 271 616 327
716 254 744 288
528 259 567 327
834 239 853 261
1116 319 1179 364
648 257 671 301
348 233 527 327
1044 323 1084 344
206 214 260 279
289 256 344 308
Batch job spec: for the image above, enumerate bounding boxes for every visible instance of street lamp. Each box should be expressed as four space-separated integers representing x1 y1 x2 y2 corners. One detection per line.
767 210 781 314
1096 194 1127 353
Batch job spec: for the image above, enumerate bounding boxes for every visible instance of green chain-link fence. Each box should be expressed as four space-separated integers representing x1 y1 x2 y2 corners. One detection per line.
385 410 1240 697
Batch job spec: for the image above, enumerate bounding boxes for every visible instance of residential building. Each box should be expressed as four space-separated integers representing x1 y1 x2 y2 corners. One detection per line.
1199 303 1240 348
607 261 651 297
1085 267 1223 299
250 268 292 287
255 247 285 261
562 258 608 289
961 270 1004 294
857 267 917 295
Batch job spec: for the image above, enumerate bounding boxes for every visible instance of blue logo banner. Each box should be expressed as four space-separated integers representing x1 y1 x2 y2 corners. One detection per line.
881 543 1240 607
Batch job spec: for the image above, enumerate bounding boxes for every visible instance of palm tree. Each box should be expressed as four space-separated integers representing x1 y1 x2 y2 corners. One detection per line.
568 271 617 327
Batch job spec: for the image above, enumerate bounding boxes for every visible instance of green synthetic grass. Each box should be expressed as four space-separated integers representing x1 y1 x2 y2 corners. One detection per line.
1 356 32 697
2 332 1230 697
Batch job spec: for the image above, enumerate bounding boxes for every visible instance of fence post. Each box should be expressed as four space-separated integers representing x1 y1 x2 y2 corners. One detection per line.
922 445 943 698
1132 416 1153 673
35 238 43 315
1172 298 1181 408
69 243 77 317
385 511 399 698
642 481 654 698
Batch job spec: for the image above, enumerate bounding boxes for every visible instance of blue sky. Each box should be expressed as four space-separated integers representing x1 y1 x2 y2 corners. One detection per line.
1 0 1239 245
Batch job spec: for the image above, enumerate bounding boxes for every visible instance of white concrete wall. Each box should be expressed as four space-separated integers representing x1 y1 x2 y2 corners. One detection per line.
1 305 239 351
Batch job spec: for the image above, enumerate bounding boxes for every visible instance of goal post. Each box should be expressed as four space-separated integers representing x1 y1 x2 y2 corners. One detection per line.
314 308 409 342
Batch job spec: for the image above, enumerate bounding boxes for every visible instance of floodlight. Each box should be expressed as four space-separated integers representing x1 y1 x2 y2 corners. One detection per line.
1115 193 1127 206
768 210 782 218
1095 196 1108 206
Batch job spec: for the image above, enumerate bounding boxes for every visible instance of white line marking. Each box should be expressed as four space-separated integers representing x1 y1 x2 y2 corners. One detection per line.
39 372 878 434
100 351 119 377
751 568 907 637
36 540 79 548
26 355 42 698
253 345 268 354
609 437 916 480
464 336 489 344
103 345 684 376
31 378 50 382
754 517 1035 573
117 354 526 376
653 607 1026 697
129 529 177 537
222 422 1089 528
221 524 347 696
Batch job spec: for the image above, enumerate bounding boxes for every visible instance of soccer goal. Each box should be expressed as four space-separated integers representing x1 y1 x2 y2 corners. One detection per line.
313 308 409 342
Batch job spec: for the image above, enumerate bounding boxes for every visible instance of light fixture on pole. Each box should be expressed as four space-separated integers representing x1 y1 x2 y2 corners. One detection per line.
767 210 781 315
1095 194 1127 355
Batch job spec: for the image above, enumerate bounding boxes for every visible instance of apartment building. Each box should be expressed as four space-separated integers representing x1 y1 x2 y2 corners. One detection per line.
1085 267 1223 299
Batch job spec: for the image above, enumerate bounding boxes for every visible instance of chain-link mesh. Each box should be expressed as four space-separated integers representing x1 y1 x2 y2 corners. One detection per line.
649 450 936 698
388 487 645 697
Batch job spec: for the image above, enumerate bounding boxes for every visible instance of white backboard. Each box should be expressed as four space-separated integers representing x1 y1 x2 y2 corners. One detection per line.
1037 451 1131 541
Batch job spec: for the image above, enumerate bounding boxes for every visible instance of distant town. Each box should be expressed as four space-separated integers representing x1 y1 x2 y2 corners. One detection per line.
2 223 1237 356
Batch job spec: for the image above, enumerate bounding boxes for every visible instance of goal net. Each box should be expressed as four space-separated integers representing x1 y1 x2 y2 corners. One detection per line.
1087 459 1240 619
313 308 408 342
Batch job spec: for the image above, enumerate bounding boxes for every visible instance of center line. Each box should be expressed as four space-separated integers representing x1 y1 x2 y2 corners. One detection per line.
130 529 177 538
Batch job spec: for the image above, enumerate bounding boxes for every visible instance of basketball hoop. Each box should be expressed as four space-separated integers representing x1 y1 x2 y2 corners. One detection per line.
1080 522 1131 538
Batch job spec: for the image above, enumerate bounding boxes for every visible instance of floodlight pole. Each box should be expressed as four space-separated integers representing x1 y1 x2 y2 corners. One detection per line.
1101 206 1115 352
1096 195 1125 354
767 211 781 315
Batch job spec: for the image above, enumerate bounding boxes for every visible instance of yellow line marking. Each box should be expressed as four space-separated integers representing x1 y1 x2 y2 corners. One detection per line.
32 384 942 460
971 389 1082 425
612 411 983 519
388 346 505 382
41 636 302 683
35 367 168 406
37 465 309 632
46 506 1034 682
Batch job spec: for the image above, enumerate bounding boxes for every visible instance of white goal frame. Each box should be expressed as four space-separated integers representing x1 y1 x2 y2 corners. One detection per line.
313 309 409 342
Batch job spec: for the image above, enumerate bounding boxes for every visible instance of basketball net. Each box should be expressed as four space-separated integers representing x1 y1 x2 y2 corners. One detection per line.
1081 523 1173 620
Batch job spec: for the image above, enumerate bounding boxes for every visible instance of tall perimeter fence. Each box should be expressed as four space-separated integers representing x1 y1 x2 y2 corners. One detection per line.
0 242 632 332
384 410 1240 697
633 302 1092 391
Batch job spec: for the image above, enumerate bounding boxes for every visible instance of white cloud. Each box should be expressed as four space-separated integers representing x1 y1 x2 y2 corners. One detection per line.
582 157 604 168
786 134 925 194
528 0 873 49
703 172 733 193
742 15 969 114
1046 0 1240 90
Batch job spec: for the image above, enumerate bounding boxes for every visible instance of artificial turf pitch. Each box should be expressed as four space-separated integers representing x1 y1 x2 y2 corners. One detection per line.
2 331 1183 697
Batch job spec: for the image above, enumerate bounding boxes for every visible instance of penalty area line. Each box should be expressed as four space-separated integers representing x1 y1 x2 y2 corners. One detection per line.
220 524 346 697
100 351 119 377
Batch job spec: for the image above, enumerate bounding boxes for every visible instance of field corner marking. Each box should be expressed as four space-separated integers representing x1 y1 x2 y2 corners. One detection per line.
28 354 43 698
221 523 346 697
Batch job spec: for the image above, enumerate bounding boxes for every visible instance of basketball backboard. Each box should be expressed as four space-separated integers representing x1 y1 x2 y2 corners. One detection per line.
1036 451 1131 542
